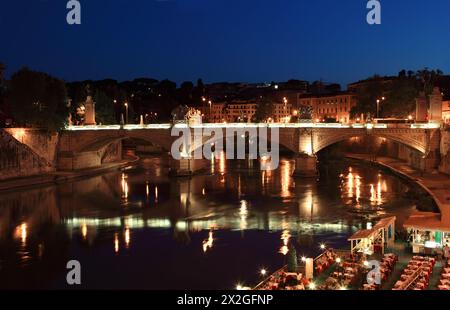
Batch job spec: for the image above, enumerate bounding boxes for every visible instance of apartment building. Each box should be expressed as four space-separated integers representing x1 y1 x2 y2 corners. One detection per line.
225 100 258 122
298 92 357 123
272 102 293 123
443 100 450 124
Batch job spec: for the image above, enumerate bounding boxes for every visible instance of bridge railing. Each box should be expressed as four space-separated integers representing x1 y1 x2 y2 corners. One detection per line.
65 122 442 131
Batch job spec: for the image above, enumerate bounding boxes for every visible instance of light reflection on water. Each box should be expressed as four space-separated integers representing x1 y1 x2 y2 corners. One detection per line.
0 156 417 289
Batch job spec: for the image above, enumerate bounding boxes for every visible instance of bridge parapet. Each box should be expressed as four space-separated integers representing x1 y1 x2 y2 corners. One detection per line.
59 124 443 175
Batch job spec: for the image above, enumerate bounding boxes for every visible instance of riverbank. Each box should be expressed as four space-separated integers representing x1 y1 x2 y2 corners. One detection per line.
346 154 450 228
0 156 139 192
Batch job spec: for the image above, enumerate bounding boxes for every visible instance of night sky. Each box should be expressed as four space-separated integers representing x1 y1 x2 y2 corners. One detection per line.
1 0 449 87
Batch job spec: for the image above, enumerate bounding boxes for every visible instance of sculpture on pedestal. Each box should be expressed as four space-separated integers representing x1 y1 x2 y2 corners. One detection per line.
415 92 428 122
298 105 313 122
83 84 96 125
429 87 443 123
171 105 190 124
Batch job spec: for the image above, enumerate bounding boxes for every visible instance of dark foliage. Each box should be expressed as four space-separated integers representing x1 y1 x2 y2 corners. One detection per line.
351 68 443 119
8 68 69 131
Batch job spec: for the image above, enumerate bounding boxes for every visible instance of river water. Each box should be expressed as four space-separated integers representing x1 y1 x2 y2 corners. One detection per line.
0 155 419 289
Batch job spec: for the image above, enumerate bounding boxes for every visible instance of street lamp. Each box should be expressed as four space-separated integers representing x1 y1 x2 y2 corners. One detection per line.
376 99 380 118
376 97 386 119
124 102 129 124
208 100 212 123
283 97 288 123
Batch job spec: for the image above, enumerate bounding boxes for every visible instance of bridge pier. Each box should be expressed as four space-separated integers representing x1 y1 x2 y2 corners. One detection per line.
423 151 441 173
293 153 318 178
169 158 211 177
169 158 193 177
55 125 443 179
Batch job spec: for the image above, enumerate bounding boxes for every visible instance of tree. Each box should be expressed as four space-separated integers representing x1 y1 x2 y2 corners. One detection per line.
0 62 5 99
351 69 444 119
193 78 205 103
287 245 298 273
0 62 5 84
0 62 5 98
94 90 116 125
253 98 274 122
381 75 418 118
416 68 443 96
8 68 69 131
156 79 178 121
351 77 384 119
0 62 7 126
178 81 194 105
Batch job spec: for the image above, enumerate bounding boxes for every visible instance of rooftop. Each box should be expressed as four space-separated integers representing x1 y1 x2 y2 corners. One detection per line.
348 216 396 241
403 212 450 232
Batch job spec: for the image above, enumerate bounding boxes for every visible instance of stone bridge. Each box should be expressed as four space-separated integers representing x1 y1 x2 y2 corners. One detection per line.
56 123 442 177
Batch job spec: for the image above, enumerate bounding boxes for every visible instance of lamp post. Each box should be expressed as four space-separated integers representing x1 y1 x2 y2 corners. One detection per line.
376 97 386 119
124 102 129 124
208 100 212 123
376 99 380 118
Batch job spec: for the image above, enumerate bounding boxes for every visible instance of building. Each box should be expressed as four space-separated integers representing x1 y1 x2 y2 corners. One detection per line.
225 100 258 122
404 212 450 255
196 102 226 123
272 101 293 123
297 92 357 123
197 98 294 123
209 103 226 123
225 99 293 123
443 100 450 124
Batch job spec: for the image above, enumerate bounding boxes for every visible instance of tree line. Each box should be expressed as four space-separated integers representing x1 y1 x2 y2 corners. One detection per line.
351 68 445 119
0 63 447 131
0 64 207 130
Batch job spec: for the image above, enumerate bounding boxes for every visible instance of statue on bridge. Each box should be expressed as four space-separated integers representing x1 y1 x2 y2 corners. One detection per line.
171 105 202 126
298 105 313 121
171 105 190 124
84 95 96 125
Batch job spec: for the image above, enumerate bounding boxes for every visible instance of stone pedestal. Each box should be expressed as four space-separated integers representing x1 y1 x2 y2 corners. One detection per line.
84 96 96 125
429 87 443 123
415 92 428 122
169 158 193 177
293 154 318 178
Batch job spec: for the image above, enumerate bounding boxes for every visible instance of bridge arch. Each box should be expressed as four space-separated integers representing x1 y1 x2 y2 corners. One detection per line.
310 128 430 155
58 126 438 173
72 129 176 154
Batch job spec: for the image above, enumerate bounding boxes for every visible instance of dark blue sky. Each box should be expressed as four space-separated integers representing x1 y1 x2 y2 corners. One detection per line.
1 0 449 88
